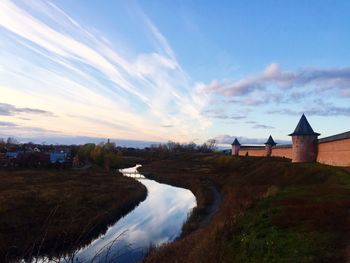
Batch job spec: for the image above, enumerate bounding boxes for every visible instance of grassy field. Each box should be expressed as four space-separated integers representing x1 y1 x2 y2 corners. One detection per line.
0 167 147 261
141 154 350 263
2 154 349 262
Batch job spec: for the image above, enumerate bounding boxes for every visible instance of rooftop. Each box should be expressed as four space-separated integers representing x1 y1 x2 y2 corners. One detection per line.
231 138 241 146
265 135 277 146
289 114 320 136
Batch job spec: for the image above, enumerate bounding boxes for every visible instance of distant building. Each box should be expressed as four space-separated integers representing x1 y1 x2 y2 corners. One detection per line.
33 147 41 152
231 138 241 156
50 151 67 164
5 151 21 159
289 114 320 163
227 114 349 166
264 135 277 157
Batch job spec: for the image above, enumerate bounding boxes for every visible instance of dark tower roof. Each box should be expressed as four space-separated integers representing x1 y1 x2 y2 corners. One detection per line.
289 114 320 136
231 138 241 146
264 135 277 146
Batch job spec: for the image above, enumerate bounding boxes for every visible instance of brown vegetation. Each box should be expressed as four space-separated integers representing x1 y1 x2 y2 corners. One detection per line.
2 148 349 262
0 168 147 262
142 154 350 263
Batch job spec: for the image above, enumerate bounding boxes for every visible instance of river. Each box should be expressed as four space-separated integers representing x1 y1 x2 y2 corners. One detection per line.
55 164 197 263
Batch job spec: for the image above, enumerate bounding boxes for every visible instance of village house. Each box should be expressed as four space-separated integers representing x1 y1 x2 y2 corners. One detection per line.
0 142 75 168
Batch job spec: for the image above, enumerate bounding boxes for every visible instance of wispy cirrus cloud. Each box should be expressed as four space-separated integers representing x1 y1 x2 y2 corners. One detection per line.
0 0 210 142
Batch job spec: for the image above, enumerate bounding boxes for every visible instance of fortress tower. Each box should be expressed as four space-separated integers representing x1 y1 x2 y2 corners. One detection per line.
231 138 241 156
289 114 320 163
264 135 276 156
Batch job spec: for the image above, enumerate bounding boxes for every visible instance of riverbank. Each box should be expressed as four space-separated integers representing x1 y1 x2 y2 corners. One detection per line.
142 154 350 262
0 168 147 261
73 165 196 263
139 153 221 236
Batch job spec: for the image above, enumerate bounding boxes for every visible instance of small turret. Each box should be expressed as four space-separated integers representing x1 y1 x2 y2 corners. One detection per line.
231 138 241 156
289 114 320 162
264 135 276 156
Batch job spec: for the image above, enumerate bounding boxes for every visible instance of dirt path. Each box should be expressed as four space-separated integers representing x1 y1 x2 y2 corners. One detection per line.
200 180 223 226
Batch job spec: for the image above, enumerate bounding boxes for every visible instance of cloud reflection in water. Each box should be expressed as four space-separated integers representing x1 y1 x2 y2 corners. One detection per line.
74 165 197 263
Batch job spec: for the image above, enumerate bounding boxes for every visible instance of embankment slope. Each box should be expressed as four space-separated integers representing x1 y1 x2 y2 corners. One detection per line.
142 154 350 263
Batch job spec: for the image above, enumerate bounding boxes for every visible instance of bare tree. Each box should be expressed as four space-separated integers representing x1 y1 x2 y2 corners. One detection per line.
6 137 18 145
206 139 217 151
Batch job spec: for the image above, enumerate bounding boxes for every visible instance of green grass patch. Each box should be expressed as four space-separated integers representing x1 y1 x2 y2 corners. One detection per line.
334 168 350 187
224 191 336 263
274 186 350 202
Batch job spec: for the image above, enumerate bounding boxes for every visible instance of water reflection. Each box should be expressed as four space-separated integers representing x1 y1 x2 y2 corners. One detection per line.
70 165 197 262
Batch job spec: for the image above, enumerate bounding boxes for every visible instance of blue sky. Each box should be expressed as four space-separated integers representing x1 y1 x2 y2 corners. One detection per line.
0 0 349 146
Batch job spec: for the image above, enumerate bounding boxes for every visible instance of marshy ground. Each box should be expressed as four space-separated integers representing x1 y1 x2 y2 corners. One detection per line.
0 168 147 261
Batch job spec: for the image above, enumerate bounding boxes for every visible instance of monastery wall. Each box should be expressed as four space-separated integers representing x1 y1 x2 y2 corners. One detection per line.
317 132 350 167
239 147 265 157
271 145 293 159
237 145 293 159
233 131 350 167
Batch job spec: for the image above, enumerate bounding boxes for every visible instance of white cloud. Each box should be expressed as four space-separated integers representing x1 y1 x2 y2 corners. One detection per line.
204 63 350 98
0 0 210 143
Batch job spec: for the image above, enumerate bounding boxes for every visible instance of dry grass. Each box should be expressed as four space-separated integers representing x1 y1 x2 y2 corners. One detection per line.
0 168 147 262
3 154 349 262
142 154 350 263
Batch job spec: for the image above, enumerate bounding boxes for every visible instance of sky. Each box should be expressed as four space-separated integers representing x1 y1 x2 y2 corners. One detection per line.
0 0 349 146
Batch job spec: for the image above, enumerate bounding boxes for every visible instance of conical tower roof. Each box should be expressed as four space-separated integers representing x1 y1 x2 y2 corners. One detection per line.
264 135 277 146
231 138 241 146
289 114 320 136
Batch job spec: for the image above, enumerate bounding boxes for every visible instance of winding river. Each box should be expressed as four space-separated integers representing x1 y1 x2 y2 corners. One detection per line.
63 164 197 263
